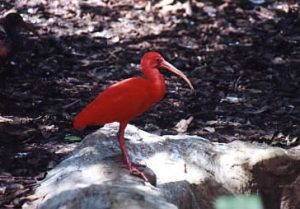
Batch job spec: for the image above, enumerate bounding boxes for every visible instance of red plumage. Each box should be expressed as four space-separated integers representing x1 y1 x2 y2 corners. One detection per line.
73 52 194 182
74 77 153 128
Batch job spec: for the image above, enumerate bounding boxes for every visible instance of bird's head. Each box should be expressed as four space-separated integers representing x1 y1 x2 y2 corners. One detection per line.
1 12 40 37
3 12 24 26
141 51 194 90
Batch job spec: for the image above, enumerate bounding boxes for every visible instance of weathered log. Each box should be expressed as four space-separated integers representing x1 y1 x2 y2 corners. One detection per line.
24 123 300 209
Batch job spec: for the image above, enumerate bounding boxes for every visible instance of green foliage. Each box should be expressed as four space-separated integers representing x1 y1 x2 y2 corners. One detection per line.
214 195 263 209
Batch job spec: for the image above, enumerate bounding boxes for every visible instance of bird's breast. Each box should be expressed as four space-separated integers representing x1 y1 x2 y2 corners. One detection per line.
149 73 166 103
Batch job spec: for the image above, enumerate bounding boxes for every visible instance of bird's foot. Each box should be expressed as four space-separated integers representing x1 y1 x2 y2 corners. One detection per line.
120 161 149 182
128 165 149 182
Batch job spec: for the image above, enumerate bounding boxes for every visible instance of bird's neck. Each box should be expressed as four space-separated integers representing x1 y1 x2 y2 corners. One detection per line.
143 67 166 102
2 22 20 41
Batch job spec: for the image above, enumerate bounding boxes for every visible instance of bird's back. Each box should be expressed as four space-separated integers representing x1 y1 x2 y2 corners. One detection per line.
73 77 154 128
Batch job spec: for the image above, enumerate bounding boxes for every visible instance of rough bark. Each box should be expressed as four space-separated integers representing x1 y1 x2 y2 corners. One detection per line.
24 123 300 209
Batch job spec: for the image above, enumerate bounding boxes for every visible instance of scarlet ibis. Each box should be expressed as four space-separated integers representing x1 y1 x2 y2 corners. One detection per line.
73 52 194 181
0 11 39 62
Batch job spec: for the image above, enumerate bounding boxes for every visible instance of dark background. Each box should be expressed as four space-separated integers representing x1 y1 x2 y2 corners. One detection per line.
0 0 299 207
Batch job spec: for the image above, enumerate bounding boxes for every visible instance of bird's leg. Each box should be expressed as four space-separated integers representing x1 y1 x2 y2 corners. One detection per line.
118 122 149 182
117 123 131 167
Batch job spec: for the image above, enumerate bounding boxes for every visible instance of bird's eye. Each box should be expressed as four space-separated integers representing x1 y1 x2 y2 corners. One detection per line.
156 58 161 63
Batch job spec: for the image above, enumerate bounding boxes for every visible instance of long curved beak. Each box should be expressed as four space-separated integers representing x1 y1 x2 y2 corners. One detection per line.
161 59 194 91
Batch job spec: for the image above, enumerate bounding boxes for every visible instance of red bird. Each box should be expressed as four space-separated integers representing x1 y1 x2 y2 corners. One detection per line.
73 52 194 181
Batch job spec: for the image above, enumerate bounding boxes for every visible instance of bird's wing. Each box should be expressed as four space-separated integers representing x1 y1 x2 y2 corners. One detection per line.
73 77 152 128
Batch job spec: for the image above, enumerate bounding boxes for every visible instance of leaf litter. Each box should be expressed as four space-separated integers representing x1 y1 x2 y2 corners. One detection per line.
0 0 299 207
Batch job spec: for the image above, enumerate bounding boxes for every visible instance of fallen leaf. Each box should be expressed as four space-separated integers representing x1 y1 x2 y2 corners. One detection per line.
0 116 13 123
203 127 215 133
174 116 194 133
64 135 82 142
245 105 269 114
220 95 242 104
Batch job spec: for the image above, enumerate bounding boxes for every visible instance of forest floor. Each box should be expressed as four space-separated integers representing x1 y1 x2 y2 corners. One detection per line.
0 0 299 208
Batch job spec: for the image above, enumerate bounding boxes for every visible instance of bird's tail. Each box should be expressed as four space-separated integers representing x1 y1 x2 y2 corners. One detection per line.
73 115 85 129
73 106 104 129
73 110 93 129
73 99 110 129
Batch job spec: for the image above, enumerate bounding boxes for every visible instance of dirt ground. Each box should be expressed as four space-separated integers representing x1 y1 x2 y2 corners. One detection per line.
0 0 299 208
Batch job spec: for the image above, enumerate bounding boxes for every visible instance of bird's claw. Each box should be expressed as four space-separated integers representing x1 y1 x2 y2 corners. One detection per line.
129 166 149 182
117 157 149 182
